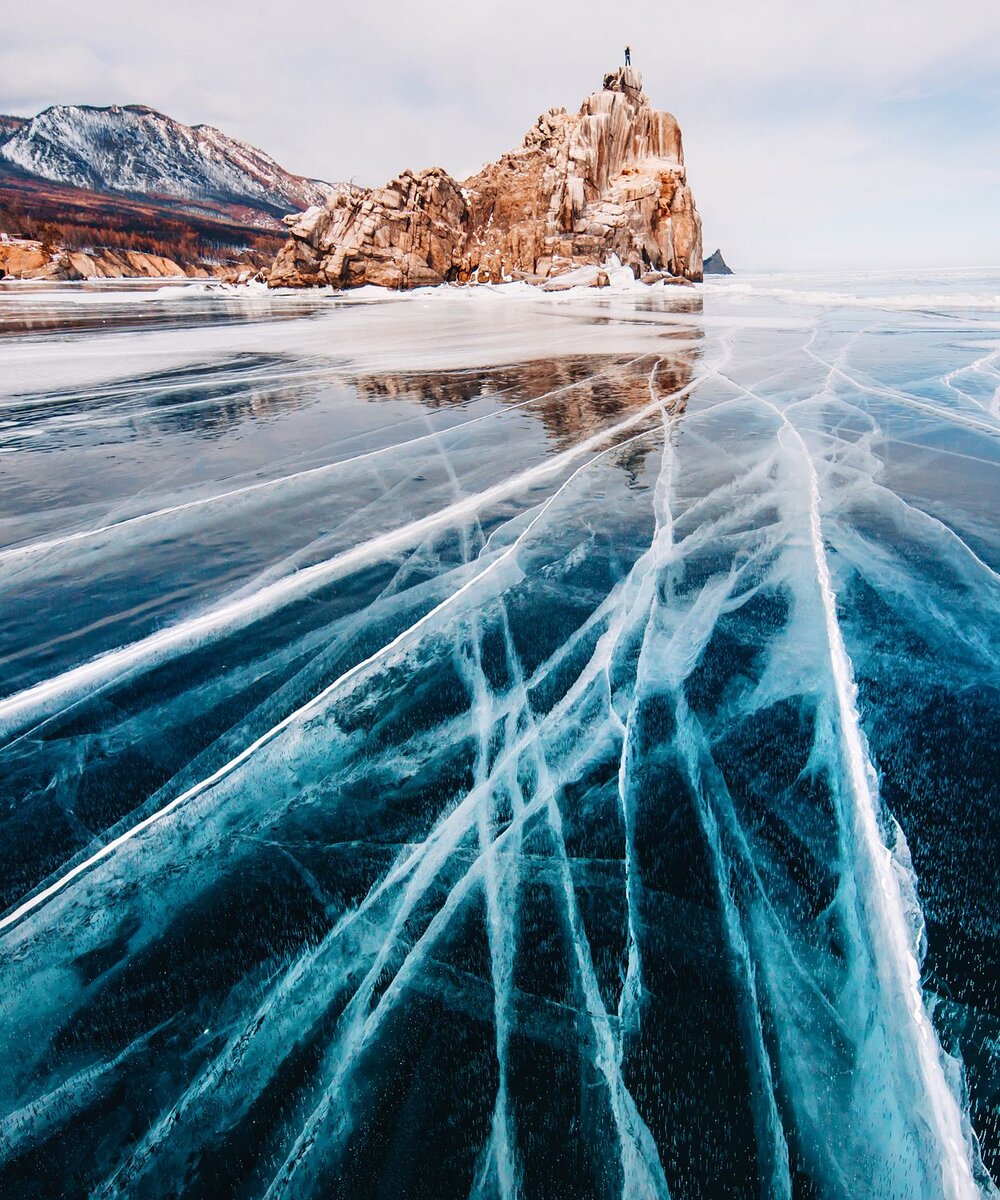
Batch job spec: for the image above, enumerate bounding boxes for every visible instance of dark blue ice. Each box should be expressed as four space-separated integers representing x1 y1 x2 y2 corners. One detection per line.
0 273 998 1199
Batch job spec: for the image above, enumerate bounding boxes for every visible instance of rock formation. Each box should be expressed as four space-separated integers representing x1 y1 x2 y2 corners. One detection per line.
0 236 260 282
269 67 702 290
703 248 733 275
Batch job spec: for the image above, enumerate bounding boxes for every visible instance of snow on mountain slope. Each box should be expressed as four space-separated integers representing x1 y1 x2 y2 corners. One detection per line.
0 104 332 215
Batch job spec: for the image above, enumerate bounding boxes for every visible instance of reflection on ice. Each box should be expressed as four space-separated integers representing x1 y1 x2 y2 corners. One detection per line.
0 274 998 1199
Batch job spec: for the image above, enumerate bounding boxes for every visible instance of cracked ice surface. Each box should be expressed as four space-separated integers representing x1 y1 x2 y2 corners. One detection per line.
0 271 999 1199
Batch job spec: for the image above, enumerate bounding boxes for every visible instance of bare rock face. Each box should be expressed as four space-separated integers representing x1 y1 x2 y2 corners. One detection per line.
275 170 469 289
269 68 703 289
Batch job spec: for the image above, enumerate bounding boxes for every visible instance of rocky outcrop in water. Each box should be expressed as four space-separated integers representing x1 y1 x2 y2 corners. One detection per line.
703 248 733 275
269 67 702 289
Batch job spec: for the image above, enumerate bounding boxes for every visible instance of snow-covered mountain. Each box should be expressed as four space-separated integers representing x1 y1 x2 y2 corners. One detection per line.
0 104 332 215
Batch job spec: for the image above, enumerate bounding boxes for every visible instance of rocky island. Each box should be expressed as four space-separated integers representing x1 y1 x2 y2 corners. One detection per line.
269 67 702 290
703 248 734 274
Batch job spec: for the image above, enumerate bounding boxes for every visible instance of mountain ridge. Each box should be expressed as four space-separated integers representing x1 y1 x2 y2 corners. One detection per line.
0 103 333 216
0 103 341 279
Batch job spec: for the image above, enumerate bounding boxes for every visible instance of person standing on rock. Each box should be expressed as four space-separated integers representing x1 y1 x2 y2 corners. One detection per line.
624 45 631 66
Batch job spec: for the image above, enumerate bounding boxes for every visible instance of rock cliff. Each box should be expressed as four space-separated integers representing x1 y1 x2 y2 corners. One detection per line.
269 67 702 289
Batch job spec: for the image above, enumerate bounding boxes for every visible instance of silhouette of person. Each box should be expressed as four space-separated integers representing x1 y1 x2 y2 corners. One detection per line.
624 45 631 66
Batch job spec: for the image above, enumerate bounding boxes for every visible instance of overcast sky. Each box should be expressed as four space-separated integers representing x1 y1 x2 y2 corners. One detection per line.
2 0 999 270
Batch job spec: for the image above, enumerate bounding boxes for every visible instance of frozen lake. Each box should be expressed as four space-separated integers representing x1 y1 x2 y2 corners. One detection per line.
1 270 998 1199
